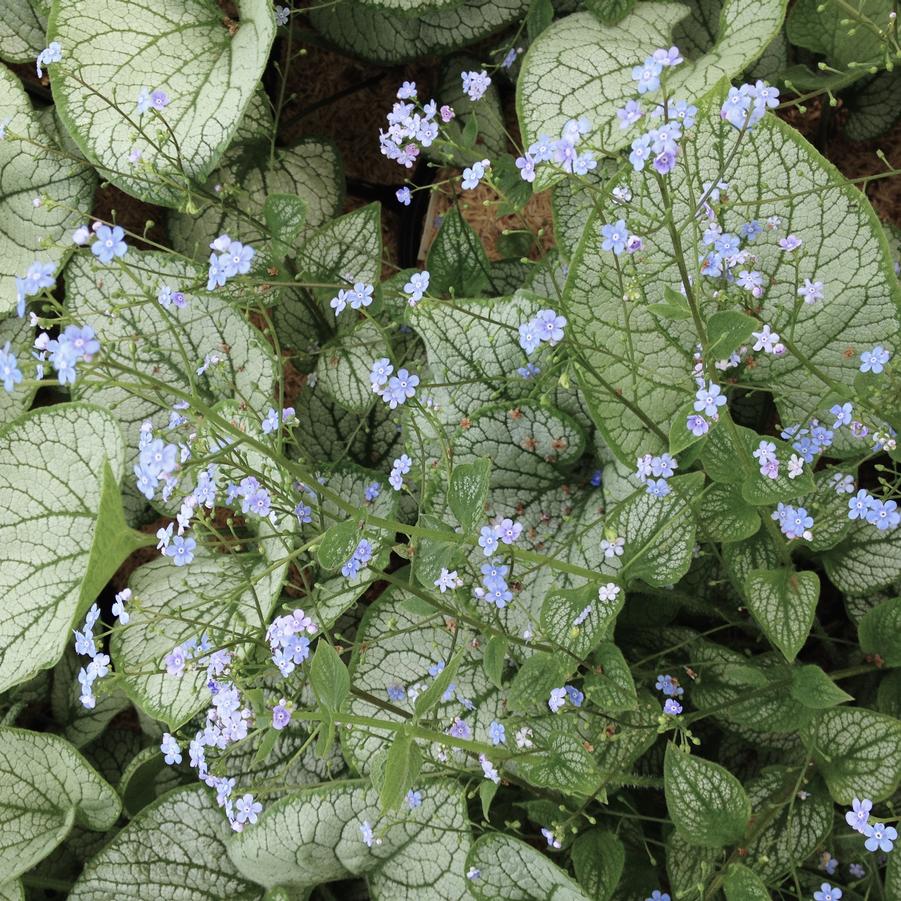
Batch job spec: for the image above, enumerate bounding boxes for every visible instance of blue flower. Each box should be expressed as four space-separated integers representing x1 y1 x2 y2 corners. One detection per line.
406 789 422 808
548 687 567 713
565 685 584 706
461 70 491 101
813 887 841 901
632 58 662 94
380 368 419 408
693 381 727 417
488 721 506 745
847 489 874 521
860 345 890 374
601 220 628 255
478 525 499 556
518 321 541 354
864 822 896 853
0 343 23 393
462 159 490 190
164 535 196 566
364 482 381 502
275 5 290 25
272 699 292 730
866 498 900 531
160 733 182 765
617 99 643 129
647 893 671 901
403 271 430 304
35 41 62 78
396 186 412 205
91 225 128 264
663 698 682 715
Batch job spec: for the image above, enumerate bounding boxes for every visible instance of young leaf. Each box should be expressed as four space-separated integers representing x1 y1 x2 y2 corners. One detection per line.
478 779 498 820
317 519 361 571
540 583 624 659
789 664 853 709
310 641 350 711
0 727 120 881
414 648 466 717
426 206 491 297
49 0 276 206
571 829 624 901
744 567 820 661
706 310 758 359
723 863 770 900
583 642 638 711
858 597 901 666
482 635 507 689
380 732 422 812
664 744 751 848
448 458 491 533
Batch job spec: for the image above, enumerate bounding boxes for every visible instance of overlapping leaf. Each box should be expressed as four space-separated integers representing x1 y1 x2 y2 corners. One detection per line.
0 0 45 63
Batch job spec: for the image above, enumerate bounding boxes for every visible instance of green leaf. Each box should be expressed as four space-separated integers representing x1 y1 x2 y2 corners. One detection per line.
49 0 276 206
228 779 470 897
0 881 22 901
380 732 422 812
482 635 507 689
858 596 901 666
308 0 529 64
0 727 120 881
722 863 770 901
805 707 901 803
571 829 624 901
449 458 491 533
112 552 285 729
697 483 760 543
478 779 498 820
310 641 350 711
744 771 831 880
465 833 591 900
317 321 389 414
507 652 574 714
526 0 554 41
609 473 704 588
0 317 37 426
169 136 343 258
414 648 465 717
786 0 892 68
0 404 144 693
0 0 45 63
744 568 820 661
70 786 264 899
790 664 853 709
845 70 901 141
0 64 96 312
824 521 901 593
426 206 491 297
517 0 786 163
583 0 635 26
317 518 361 571
583 642 637 711
560 88 900 461
706 310 758 359
664 744 751 848
541 584 624 659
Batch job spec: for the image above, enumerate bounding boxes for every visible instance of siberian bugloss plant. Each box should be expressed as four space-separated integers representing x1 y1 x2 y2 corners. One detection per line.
0 1 899 899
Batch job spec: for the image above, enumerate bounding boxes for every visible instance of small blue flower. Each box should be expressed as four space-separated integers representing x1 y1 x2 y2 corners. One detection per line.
488 721 506 745
694 381 727 417
0 343 23 393
663 698 682 715
860 345 890 374
91 225 128 264
406 789 422 808
478 525 499 556
601 220 628 255
160 732 182 765
164 535 196 566
396 186 412 205
813 883 842 901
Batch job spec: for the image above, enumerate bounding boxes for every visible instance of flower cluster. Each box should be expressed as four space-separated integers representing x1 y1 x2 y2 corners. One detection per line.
461 70 491 102
33 324 101 387
518 308 567 354
379 83 451 169
752 440 804 481
845 797 897 854
330 282 374 316
772 503 814 541
848 489 900 531
207 234 255 290
515 116 597 183
370 358 420 409
548 684 584 713
389 453 412 490
473 560 512 609
720 80 781 131
342 539 374 580
73 604 111 709
14 259 55 317
477 517 523 556
635 452 678 497
266 608 317 677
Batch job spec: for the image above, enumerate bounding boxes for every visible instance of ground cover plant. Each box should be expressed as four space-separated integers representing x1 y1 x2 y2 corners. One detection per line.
0 0 900 898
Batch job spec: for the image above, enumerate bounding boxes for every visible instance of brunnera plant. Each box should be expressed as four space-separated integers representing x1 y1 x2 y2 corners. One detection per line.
0 1 899 899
